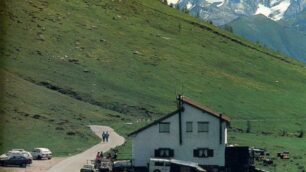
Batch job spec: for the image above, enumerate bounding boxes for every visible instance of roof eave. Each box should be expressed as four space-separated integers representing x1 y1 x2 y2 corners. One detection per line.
128 109 179 137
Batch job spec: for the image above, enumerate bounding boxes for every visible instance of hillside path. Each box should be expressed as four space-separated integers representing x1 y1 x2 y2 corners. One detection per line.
47 125 125 172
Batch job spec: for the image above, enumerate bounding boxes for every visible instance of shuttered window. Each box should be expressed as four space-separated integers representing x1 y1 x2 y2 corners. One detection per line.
193 148 214 158
154 148 174 158
186 121 193 132
198 122 209 132
159 122 170 133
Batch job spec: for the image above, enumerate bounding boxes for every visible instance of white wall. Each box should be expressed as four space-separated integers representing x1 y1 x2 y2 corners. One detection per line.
131 103 227 167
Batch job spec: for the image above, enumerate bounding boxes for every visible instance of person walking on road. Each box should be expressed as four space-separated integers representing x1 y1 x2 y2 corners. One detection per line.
105 131 109 142
102 131 106 142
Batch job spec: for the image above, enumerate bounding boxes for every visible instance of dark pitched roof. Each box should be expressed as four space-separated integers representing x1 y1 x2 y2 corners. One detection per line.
128 96 231 136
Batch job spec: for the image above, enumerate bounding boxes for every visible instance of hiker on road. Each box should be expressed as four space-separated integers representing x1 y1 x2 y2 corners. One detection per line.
102 131 106 142
105 131 110 142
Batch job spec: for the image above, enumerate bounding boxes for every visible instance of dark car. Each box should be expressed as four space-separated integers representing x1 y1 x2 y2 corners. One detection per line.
0 156 30 167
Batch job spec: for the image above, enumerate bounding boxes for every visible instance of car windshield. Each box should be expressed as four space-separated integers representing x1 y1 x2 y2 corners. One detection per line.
22 153 30 157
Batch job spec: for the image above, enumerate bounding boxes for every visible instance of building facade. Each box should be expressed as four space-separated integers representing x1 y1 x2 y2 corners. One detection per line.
129 96 230 169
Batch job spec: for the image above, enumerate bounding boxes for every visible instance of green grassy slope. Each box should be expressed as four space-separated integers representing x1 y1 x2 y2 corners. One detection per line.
0 70 143 156
1 0 306 171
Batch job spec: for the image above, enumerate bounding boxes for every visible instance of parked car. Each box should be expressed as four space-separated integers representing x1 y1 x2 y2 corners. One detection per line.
113 160 133 172
0 155 29 167
10 149 33 161
31 148 52 160
0 150 32 164
277 151 290 159
80 164 97 172
263 158 273 166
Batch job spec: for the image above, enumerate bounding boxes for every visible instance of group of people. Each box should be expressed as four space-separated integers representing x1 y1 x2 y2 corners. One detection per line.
95 151 104 162
95 151 109 168
94 149 118 164
102 131 110 142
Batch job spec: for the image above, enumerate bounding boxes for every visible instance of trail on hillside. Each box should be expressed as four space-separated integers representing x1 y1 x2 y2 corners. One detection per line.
46 125 125 172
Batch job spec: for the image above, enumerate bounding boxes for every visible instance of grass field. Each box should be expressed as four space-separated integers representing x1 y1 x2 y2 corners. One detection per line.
0 0 306 171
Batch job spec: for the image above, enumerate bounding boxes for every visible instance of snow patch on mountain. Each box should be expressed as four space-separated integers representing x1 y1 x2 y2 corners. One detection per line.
256 4 271 17
255 0 291 20
270 0 291 20
187 2 193 9
167 0 179 5
172 0 306 25
206 0 223 3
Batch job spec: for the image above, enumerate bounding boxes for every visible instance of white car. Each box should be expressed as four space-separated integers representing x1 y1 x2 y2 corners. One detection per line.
0 149 32 160
31 148 52 160
10 149 33 160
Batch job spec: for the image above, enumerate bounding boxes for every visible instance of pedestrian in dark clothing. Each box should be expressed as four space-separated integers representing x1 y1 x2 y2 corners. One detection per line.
102 131 106 142
105 131 109 142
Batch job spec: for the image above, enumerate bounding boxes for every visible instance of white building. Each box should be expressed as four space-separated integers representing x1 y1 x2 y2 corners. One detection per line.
128 96 230 170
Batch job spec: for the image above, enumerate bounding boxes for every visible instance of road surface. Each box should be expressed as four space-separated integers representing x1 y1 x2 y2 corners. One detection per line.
46 125 125 172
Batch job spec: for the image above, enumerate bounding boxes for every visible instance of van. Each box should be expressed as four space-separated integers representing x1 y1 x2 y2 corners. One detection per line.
149 158 206 172
149 158 171 172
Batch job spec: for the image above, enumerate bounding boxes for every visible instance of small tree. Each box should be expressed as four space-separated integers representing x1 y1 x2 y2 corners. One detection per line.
280 129 287 136
160 0 168 5
178 23 182 33
182 7 189 14
298 130 304 138
223 25 233 33
246 120 251 133
207 20 213 25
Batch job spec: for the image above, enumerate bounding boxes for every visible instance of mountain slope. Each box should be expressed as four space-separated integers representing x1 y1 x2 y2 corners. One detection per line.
228 15 306 62
170 0 306 62
1 0 306 171
284 9 306 32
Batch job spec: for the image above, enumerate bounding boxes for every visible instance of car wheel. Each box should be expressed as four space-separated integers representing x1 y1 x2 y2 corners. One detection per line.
20 163 26 167
48 157 51 160
37 156 42 160
153 170 161 172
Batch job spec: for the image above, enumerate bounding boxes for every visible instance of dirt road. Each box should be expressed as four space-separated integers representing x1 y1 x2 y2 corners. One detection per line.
0 125 125 172
47 125 125 172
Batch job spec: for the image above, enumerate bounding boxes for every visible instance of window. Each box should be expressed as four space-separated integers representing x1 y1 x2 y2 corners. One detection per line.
155 148 174 158
159 122 170 133
193 148 214 158
186 121 193 132
155 162 164 166
154 161 170 167
198 122 209 132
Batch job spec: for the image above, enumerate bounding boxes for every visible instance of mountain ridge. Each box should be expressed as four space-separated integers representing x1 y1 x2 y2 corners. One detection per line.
172 0 306 25
168 0 306 62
